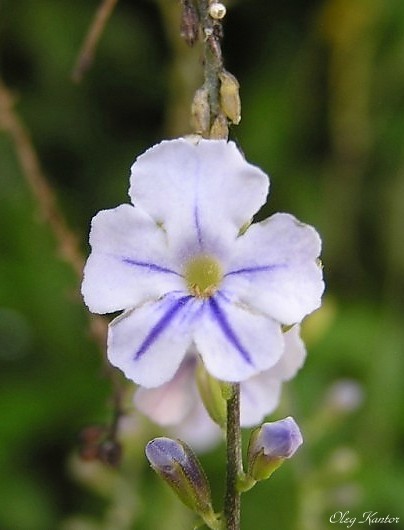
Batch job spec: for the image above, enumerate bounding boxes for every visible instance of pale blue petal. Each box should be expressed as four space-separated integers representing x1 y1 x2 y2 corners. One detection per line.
108 294 200 387
82 204 184 313
240 376 282 427
223 213 324 324
194 293 284 382
129 139 269 258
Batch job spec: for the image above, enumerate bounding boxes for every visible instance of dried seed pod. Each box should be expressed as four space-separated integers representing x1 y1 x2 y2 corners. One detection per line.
209 112 229 139
180 0 200 46
219 70 241 125
191 86 211 135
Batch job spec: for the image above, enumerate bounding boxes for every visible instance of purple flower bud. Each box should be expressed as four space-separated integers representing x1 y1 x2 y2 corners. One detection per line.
146 437 187 472
247 417 303 481
145 437 214 517
257 417 303 458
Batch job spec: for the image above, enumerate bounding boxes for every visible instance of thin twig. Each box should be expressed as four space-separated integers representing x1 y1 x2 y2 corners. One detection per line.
0 77 122 419
0 80 84 278
71 0 119 83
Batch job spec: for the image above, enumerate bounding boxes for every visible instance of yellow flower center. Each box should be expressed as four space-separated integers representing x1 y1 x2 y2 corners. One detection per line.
184 255 223 298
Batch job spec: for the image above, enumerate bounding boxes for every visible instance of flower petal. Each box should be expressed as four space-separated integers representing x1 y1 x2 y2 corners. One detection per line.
193 293 284 382
171 401 222 453
108 294 198 387
82 204 184 313
134 356 197 425
239 326 306 427
223 213 324 324
240 375 282 427
268 325 306 380
129 139 269 256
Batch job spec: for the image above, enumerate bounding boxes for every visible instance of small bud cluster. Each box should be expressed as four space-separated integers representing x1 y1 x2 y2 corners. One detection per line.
181 0 240 139
191 68 241 138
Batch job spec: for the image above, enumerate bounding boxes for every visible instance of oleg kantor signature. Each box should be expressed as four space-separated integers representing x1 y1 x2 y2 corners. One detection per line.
330 510 400 528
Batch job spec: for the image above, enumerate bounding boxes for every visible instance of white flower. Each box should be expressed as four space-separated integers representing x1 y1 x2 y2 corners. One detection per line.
82 139 324 387
135 325 306 451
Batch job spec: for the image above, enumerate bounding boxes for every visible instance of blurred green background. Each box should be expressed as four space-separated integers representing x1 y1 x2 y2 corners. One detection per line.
1 0 403 529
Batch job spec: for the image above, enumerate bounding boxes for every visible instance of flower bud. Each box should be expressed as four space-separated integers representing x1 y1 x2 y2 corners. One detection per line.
247 417 303 481
196 362 227 429
145 437 213 517
219 70 241 125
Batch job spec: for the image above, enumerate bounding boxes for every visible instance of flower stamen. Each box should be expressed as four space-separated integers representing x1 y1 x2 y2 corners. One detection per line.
184 255 223 298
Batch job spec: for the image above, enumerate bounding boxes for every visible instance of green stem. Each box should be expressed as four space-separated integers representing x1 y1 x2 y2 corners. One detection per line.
200 510 224 530
224 383 242 530
237 474 256 494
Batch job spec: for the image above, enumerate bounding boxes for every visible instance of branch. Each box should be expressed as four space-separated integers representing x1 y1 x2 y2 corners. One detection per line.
71 0 119 83
0 78 122 432
0 80 84 277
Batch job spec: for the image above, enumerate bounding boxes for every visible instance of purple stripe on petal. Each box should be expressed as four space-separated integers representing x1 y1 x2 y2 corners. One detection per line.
193 204 204 248
122 258 182 276
134 295 193 360
225 264 286 277
208 297 254 366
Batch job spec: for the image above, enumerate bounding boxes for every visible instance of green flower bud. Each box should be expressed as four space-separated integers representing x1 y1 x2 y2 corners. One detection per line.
210 112 229 139
247 417 303 481
196 362 227 429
